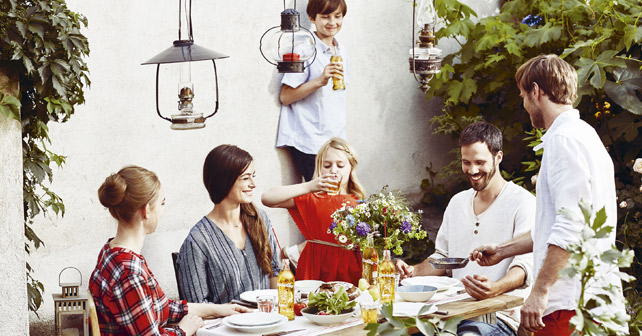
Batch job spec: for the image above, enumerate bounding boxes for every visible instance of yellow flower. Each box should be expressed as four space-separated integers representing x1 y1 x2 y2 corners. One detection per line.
595 111 602 119
604 101 611 109
634 158 642 174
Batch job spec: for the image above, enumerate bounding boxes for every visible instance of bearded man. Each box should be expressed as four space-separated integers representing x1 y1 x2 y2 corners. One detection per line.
396 121 535 336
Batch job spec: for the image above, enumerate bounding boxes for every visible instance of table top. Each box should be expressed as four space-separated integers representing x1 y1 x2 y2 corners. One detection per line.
197 294 523 336
327 294 523 336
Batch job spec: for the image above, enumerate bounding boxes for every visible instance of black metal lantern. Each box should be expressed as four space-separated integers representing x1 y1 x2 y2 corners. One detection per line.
260 7 317 73
142 0 228 130
409 0 443 92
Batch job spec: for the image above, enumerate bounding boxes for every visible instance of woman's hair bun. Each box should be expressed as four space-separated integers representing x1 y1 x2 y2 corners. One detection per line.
98 173 127 207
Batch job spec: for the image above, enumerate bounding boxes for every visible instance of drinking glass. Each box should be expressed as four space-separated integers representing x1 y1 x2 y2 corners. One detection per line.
257 295 277 313
327 174 342 195
360 302 379 323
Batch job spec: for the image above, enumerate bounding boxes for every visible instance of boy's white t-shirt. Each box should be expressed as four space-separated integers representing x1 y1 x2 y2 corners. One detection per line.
276 32 348 155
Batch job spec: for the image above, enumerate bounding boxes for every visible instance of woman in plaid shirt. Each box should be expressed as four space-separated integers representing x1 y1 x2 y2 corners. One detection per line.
90 166 249 336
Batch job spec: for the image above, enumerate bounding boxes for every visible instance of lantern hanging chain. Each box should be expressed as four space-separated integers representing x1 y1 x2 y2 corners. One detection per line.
283 0 286 10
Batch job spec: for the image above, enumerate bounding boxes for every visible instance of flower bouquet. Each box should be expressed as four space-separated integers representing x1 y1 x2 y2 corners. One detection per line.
329 186 427 255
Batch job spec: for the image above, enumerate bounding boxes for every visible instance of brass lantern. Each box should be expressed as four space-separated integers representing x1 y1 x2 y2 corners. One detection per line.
142 0 228 130
260 8 317 73
52 267 90 336
409 0 442 92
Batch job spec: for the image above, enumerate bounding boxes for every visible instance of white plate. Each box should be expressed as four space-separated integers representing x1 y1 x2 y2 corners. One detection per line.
387 302 437 317
239 289 278 303
226 312 283 327
295 280 323 293
400 276 459 292
222 314 287 333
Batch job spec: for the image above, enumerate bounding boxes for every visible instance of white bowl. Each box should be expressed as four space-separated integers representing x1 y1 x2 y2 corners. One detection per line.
301 306 355 325
400 276 459 292
397 285 438 302
295 280 323 294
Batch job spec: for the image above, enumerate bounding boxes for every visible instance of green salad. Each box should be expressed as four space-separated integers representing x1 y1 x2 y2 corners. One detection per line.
307 286 357 315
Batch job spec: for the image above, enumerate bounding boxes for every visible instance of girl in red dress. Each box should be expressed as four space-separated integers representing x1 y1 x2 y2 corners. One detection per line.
262 137 367 285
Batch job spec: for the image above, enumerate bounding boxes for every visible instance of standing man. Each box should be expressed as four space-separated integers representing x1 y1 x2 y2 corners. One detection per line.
470 54 627 335
397 121 535 336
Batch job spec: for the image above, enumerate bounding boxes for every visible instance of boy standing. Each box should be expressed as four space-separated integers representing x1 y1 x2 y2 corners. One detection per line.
276 0 348 181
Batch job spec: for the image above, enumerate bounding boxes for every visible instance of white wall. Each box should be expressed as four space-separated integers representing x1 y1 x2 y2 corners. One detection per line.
0 68 28 335
27 0 499 333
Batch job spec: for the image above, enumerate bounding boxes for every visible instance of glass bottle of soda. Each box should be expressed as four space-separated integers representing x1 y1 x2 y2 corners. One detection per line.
362 234 378 285
277 258 295 320
330 44 345 91
378 249 396 304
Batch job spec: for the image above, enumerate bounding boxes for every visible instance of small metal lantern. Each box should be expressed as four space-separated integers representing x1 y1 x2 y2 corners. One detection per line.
52 267 90 336
260 8 317 73
142 0 228 130
409 0 443 92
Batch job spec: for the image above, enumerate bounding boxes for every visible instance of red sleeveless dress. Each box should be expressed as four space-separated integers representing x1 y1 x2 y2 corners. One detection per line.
289 193 362 285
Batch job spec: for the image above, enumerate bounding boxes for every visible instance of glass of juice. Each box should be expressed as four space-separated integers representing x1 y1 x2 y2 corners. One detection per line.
327 174 342 195
360 302 379 324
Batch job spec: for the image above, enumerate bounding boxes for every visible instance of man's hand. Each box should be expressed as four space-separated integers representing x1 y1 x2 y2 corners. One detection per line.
469 244 503 266
520 292 548 332
461 274 501 300
395 259 414 279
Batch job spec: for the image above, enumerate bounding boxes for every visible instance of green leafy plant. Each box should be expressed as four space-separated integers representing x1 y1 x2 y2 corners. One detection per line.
365 303 463 336
558 200 635 335
307 286 357 315
0 0 90 313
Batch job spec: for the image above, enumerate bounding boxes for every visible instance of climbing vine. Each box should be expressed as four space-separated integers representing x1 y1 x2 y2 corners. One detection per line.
0 0 90 313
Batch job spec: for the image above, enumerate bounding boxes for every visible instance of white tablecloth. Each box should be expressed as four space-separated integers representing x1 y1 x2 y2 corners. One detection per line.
197 287 470 336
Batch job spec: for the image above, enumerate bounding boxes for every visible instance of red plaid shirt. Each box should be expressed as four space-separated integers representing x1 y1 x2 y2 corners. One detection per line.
89 240 188 336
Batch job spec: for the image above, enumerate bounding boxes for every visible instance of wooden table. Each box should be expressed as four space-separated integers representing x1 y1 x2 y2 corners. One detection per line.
325 294 523 336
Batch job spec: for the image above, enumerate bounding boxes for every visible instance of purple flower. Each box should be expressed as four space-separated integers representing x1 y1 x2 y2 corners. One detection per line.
401 221 412 234
521 15 543 27
356 222 371 236
329 222 338 232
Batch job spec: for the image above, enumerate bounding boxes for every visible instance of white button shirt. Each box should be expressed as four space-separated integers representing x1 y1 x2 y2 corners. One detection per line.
532 109 625 319
276 32 348 155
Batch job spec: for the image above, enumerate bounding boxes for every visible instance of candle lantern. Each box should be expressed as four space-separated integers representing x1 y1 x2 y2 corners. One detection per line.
260 8 317 73
142 0 228 130
52 267 90 336
409 0 443 92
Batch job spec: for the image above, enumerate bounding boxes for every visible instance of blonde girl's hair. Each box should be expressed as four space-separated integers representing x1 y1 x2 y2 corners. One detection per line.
314 137 366 199
98 165 161 222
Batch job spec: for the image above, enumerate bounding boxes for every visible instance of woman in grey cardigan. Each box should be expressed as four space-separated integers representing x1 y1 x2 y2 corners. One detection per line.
177 145 281 303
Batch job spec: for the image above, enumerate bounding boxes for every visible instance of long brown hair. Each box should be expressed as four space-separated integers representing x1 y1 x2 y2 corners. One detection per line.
98 165 161 222
313 137 366 199
203 145 273 275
